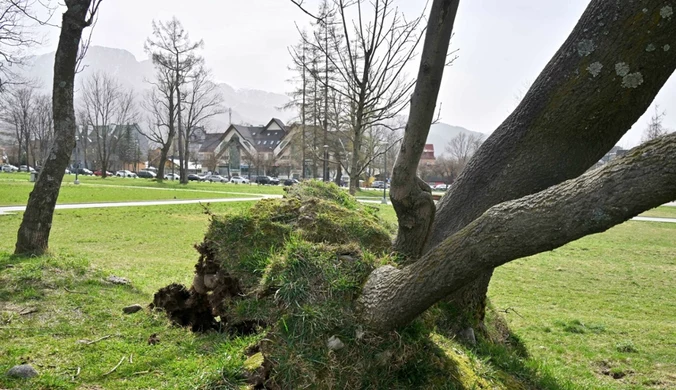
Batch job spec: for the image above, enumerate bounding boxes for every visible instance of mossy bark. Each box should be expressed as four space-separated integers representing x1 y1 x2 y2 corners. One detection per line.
363 134 676 331
392 0 676 332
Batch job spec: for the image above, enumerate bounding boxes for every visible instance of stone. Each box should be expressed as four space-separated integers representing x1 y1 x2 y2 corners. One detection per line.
192 274 206 294
107 276 130 285
458 327 477 346
203 274 219 290
122 304 143 314
327 335 345 351
6 364 38 379
355 326 365 340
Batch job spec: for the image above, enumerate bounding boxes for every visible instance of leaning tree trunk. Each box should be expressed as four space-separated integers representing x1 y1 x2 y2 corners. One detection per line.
15 0 94 255
422 0 676 332
363 134 676 331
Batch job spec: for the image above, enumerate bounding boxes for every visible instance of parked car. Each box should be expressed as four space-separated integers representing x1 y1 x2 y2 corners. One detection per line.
165 173 179 180
93 170 113 177
283 178 300 186
74 167 93 175
137 170 157 179
187 174 202 181
207 174 228 183
230 176 250 184
1 164 18 172
270 177 280 185
371 181 388 189
115 170 137 178
255 175 272 185
433 183 449 191
19 165 35 173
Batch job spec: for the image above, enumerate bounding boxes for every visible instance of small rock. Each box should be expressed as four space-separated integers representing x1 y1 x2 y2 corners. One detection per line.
7 364 38 378
203 274 219 290
338 255 355 261
107 276 130 285
122 304 143 314
355 326 365 340
458 327 476 346
327 335 345 351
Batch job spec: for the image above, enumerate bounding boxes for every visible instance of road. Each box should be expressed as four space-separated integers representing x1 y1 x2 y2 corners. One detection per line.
1 197 675 224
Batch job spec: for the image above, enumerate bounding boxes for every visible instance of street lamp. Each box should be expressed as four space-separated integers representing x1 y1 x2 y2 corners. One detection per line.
323 144 329 182
381 143 388 205
74 136 80 185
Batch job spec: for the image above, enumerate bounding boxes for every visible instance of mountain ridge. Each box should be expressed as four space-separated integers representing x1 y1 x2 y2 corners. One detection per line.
11 46 481 152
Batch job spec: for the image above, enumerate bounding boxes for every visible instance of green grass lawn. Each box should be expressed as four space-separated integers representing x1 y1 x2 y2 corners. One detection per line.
640 205 676 219
0 173 285 206
489 221 676 389
0 183 674 389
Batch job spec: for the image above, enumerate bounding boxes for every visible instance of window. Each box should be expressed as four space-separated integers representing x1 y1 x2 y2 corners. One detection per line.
257 141 261 145
263 141 267 145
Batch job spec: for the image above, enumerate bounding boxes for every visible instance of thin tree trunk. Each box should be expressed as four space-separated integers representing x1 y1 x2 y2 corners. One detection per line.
15 0 93 255
423 0 676 331
362 134 676 331
390 0 459 258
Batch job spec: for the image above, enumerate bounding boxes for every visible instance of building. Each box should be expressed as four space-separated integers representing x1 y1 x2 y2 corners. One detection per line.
200 118 300 178
420 144 436 166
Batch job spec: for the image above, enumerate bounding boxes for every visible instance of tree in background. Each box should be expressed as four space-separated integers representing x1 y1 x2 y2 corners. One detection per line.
142 66 177 180
80 72 136 177
145 17 203 183
292 0 422 193
1 84 36 165
642 106 670 142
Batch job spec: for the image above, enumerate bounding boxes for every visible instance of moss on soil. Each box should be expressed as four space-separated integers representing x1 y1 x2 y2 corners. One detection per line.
153 181 537 389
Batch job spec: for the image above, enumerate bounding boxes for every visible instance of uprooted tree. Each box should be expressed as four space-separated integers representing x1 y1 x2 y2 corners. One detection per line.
148 0 676 387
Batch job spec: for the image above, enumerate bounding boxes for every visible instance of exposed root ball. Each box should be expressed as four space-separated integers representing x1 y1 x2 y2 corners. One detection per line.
150 283 218 332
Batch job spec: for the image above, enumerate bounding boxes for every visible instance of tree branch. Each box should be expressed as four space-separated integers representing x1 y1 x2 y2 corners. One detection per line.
361 133 676 331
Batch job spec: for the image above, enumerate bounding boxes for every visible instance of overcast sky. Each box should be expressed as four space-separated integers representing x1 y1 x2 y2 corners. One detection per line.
35 0 676 147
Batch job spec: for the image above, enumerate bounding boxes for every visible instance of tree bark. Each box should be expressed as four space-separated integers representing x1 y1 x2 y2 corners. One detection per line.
15 0 93 255
423 0 676 329
362 133 676 331
390 0 459 258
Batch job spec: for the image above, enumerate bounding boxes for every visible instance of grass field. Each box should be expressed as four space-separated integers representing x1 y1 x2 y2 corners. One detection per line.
0 179 674 389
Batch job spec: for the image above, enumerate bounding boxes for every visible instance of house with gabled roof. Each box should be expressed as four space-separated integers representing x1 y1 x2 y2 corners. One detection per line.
201 118 301 178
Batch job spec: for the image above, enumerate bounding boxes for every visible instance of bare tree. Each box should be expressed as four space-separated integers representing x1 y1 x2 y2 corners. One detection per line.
31 93 53 167
145 17 203 183
445 132 483 171
15 0 104 255
0 0 45 90
1 84 36 166
295 0 424 194
642 106 670 142
80 72 133 177
179 66 224 183
142 66 177 180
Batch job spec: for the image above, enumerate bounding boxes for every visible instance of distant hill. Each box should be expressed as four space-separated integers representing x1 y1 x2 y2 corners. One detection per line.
427 123 486 157
19 46 293 130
